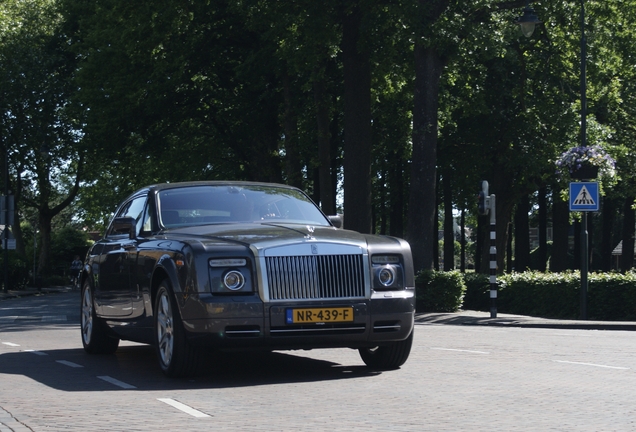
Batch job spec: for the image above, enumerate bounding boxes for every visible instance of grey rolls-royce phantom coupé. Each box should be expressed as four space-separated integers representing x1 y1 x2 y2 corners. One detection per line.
80 181 415 377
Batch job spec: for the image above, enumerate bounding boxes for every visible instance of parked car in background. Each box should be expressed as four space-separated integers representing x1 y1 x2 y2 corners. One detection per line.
80 181 415 377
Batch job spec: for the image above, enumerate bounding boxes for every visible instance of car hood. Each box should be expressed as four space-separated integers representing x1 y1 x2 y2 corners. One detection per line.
163 222 402 251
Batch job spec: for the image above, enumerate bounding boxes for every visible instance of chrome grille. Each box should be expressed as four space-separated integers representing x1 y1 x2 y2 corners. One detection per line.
266 254 365 300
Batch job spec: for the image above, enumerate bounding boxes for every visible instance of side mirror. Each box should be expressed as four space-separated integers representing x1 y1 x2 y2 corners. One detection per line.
328 215 342 228
111 216 137 239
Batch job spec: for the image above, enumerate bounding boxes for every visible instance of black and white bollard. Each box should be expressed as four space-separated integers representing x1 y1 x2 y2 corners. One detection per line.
488 194 497 318
478 181 497 318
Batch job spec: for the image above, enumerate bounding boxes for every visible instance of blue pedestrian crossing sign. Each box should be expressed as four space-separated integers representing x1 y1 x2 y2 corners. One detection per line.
569 182 599 212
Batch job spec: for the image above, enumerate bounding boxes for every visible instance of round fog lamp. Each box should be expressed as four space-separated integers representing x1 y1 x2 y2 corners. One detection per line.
224 270 245 290
379 267 395 287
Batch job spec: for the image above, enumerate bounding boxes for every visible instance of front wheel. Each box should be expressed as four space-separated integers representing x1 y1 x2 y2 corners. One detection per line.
80 282 119 354
359 331 413 370
154 280 201 377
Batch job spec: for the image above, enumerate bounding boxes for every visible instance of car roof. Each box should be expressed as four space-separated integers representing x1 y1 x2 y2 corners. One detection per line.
144 181 297 193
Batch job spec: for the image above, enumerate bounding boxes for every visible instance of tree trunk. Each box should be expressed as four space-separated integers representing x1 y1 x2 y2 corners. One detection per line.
460 209 466 272
342 4 372 234
514 195 530 272
538 187 547 271
475 215 483 273
37 212 52 276
621 196 635 272
506 222 513 273
443 172 454 270
283 71 303 189
388 148 405 238
434 193 439 271
573 220 581 269
407 44 444 272
314 77 334 215
600 197 616 272
550 194 570 272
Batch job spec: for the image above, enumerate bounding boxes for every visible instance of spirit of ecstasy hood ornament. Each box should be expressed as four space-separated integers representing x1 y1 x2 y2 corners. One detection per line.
305 225 315 239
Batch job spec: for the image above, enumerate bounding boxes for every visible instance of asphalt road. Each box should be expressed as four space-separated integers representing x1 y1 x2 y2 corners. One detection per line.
1 291 636 431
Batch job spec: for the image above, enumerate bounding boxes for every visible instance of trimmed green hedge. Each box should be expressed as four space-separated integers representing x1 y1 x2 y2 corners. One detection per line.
415 270 466 312
418 270 636 321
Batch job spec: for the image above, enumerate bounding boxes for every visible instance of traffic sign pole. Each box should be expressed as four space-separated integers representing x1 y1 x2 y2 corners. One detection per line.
569 181 598 320
580 212 588 320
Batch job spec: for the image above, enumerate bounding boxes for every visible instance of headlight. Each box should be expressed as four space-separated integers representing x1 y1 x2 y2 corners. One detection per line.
378 267 395 286
223 270 245 290
372 255 404 290
209 258 253 294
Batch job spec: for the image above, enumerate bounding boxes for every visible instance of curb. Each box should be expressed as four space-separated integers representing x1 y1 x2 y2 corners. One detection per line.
415 311 636 331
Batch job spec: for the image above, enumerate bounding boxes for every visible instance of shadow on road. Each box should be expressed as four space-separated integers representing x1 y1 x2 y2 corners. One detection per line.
0 344 380 392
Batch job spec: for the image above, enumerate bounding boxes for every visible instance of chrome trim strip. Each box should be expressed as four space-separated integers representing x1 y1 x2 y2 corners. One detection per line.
373 325 401 331
370 289 415 299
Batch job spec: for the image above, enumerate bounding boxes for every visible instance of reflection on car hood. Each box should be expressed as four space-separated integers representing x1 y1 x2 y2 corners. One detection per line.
163 222 397 249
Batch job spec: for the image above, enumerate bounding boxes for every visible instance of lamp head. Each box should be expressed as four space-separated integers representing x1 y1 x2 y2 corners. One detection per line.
515 6 542 38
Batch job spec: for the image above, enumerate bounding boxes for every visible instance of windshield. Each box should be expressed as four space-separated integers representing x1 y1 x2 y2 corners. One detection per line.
157 185 331 228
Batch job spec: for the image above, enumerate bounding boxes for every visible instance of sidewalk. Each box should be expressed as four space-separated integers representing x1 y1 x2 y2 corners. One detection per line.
0 285 74 301
416 310 636 331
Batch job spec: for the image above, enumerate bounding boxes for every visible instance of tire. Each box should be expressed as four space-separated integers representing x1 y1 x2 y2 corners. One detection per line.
154 280 200 378
81 282 120 354
359 331 413 370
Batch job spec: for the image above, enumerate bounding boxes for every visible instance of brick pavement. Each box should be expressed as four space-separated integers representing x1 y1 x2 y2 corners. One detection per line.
3 288 636 430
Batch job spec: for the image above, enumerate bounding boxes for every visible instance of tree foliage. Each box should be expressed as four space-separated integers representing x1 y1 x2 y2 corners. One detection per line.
1 0 636 276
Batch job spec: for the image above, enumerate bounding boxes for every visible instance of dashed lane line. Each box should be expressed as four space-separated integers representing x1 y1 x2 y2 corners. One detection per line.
24 350 48 356
97 376 137 389
431 347 489 354
554 360 629 370
158 398 211 418
1 342 19 347
56 360 83 368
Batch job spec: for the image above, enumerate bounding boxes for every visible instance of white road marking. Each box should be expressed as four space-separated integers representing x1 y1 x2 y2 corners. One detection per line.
2 342 19 347
552 332 592 337
158 398 211 418
41 316 67 322
56 360 83 368
24 350 48 356
554 360 629 370
431 347 489 354
97 376 137 389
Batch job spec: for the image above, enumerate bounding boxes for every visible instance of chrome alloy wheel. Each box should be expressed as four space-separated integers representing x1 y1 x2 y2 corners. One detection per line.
156 290 175 367
81 285 94 346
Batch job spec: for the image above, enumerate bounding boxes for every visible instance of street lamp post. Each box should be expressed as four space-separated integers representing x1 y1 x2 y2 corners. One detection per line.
578 0 589 320
2 143 8 293
516 1 590 319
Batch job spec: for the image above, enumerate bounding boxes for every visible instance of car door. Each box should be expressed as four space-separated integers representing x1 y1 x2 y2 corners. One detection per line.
94 195 148 317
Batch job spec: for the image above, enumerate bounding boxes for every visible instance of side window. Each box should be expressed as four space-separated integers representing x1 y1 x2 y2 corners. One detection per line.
140 202 153 234
111 196 148 237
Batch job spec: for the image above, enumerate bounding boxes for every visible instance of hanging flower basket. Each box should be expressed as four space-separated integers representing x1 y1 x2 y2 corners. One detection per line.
555 146 615 181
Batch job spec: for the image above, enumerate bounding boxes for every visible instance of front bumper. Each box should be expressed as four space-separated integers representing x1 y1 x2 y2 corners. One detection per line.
180 291 415 350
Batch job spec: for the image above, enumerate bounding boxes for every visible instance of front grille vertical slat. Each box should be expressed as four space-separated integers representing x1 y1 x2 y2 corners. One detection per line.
266 254 365 301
